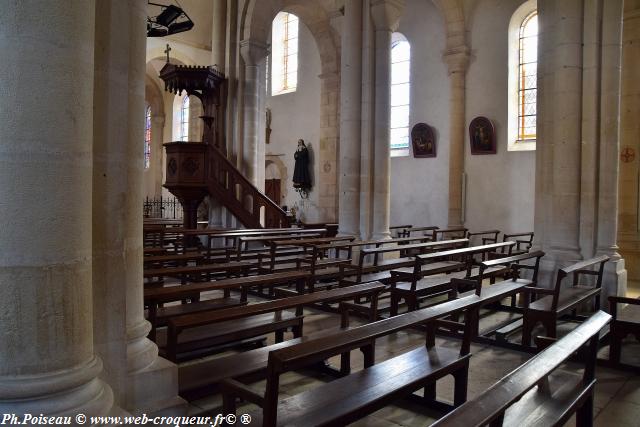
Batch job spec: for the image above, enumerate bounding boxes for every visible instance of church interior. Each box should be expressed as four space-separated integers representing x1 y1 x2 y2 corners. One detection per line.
3 0 640 425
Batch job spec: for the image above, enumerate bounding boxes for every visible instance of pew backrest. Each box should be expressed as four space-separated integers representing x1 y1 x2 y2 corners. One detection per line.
431 311 611 426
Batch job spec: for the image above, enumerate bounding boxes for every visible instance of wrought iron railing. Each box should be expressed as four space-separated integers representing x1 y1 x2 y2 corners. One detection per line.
143 196 183 220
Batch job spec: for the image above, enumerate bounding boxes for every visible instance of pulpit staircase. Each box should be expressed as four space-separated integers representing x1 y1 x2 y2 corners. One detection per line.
159 62 289 229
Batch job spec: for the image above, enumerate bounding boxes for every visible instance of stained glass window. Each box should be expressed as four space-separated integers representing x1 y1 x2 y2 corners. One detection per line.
390 34 410 151
180 95 189 142
271 12 299 95
518 11 537 141
144 105 151 169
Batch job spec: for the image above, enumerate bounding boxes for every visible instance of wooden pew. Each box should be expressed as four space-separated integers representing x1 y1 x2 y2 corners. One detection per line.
178 284 386 396
608 295 640 366
390 224 412 238
466 229 500 246
341 238 470 287
389 241 516 315
521 255 609 347
162 282 386 362
143 252 204 267
222 295 479 427
501 231 534 255
433 227 469 241
432 311 611 427
143 260 252 284
144 271 311 341
401 225 439 238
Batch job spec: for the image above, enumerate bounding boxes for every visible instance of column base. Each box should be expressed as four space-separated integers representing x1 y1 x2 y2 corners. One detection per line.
125 321 186 416
0 357 114 416
601 258 627 307
125 357 186 416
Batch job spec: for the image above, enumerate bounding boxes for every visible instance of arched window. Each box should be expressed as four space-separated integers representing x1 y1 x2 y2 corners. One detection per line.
517 12 538 141
271 12 299 95
180 95 189 141
390 33 410 154
508 1 537 151
144 105 151 169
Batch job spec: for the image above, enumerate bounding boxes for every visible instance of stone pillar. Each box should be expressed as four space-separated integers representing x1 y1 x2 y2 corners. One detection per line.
338 0 363 236
535 0 627 298
444 48 469 227
318 71 340 223
208 0 227 228
0 0 113 415
370 0 404 240
93 0 184 414
617 0 640 281
240 40 268 187
595 0 627 297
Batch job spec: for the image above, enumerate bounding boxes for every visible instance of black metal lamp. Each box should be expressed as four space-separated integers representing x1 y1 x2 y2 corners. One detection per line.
148 2 194 37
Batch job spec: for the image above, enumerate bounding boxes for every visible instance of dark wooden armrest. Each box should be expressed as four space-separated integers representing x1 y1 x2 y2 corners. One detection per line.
220 379 264 407
609 296 640 305
524 286 554 295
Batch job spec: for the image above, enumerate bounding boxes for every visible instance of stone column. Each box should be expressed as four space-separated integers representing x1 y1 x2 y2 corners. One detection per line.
338 0 363 236
318 71 340 223
0 0 113 415
617 1 640 281
595 0 626 296
535 0 627 298
93 0 184 414
444 48 469 227
240 40 268 187
208 0 227 228
535 0 584 271
370 0 404 240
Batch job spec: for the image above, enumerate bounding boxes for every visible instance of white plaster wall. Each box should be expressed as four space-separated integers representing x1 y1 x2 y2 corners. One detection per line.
464 0 535 234
265 22 322 222
390 0 451 229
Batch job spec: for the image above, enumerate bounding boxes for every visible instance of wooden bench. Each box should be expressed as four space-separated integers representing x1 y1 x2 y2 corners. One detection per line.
434 227 469 241
449 250 545 339
521 255 609 347
222 295 479 427
143 260 252 284
341 238 470 286
142 251 204 267
390 224 412 238
389 241 516 315
466 229 500 246
144 271 311 341
178 285 385 396
401 225 439 238
433 311 610 427
162 282 386 362
608 295 640 366
501 231 534 255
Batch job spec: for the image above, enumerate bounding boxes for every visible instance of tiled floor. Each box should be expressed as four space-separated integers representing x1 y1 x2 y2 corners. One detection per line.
178 300 640 426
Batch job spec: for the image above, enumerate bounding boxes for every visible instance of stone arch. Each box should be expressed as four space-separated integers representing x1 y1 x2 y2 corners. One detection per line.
241 0 340 221
431 0 466 49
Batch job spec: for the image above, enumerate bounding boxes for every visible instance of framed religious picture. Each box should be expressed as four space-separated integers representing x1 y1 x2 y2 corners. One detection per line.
411 123 436 158
469 116 496 155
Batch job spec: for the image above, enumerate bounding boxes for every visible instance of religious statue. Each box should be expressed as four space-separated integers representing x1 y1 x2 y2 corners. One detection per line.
293 139 311 198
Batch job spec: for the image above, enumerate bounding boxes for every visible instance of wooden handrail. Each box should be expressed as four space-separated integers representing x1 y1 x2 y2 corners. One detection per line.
207 144 290 228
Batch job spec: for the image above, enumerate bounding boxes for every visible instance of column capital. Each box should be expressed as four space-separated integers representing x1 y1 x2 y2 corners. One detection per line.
443 46 470 74
370 0 405 32
239 39 268 66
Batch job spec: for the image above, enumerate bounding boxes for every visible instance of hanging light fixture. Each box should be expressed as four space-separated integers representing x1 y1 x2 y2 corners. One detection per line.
148 2 194 37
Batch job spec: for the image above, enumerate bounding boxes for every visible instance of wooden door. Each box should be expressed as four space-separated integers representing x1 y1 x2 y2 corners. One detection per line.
264 179 281 228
